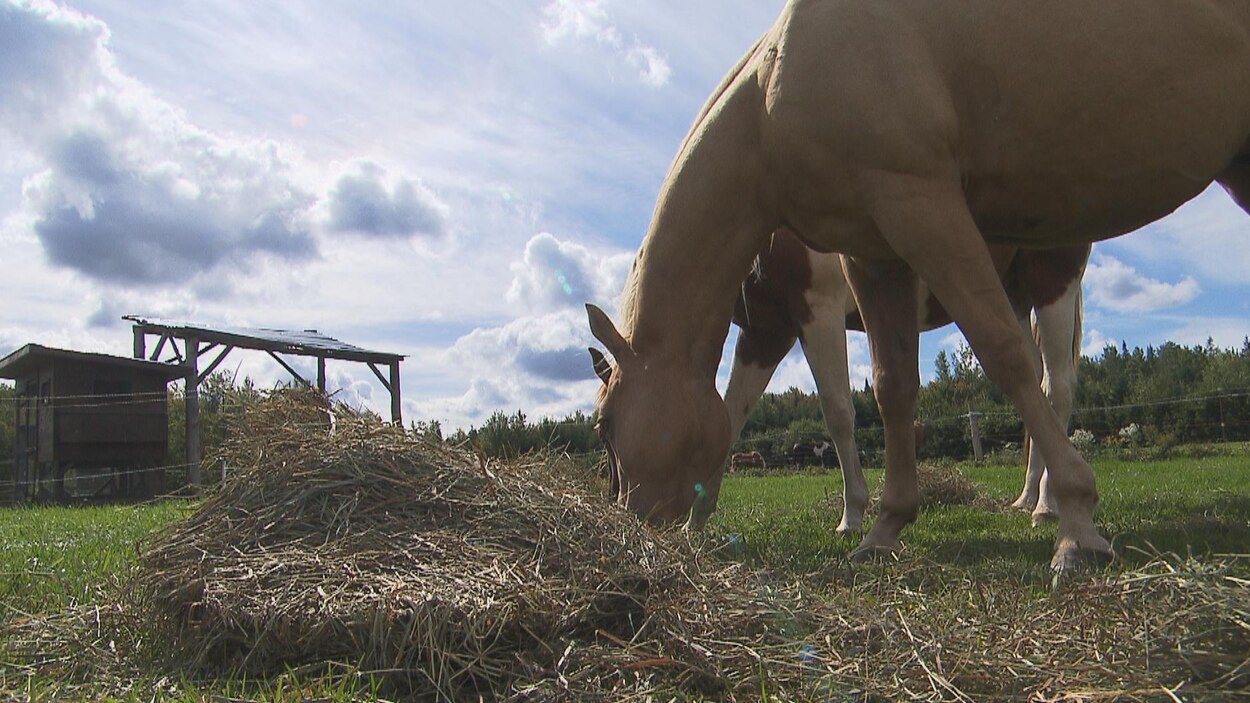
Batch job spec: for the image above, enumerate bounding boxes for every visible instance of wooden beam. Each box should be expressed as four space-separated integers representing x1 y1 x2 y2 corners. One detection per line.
197 345 235 385
367 362 393 392
185 337 202 488
267 351 311 388
317 356 327 394
150 335 168 362
389 361 402 426
133 328 146 360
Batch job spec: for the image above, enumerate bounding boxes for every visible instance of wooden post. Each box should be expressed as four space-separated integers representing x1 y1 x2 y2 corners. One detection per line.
389 361 402 426
132 327 146 360
317 356 327 395
185 336 202 488
967 401 984 462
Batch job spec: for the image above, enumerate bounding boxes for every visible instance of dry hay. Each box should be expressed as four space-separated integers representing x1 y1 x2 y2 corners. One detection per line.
13 389 1246 701
916 464 994 508
127 390 800 700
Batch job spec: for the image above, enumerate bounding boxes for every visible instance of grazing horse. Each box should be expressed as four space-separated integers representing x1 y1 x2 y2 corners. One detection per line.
708 229 1087 533
588 0 1250 572
730 450 768 471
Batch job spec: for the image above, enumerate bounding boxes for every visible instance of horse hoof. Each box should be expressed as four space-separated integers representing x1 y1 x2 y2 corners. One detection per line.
1050 538 1114 577
849 542 900 563
1030 510 1059 528
1010 496 1037 512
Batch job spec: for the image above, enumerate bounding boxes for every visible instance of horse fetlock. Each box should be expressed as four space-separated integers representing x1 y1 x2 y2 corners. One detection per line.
849 539 901 563
835 512 864 536
1010 491 1038 512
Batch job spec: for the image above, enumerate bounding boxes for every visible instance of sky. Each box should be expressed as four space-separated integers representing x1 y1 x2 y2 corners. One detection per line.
0 0 1247 432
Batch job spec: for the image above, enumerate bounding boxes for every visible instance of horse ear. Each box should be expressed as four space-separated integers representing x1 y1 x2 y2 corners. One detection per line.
588 347 613 385
585 303 631 362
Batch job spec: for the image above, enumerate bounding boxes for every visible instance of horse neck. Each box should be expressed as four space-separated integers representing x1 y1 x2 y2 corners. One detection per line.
626 216 771 376
621 29 778 379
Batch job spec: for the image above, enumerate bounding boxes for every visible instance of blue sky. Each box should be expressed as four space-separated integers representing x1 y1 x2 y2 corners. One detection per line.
1 0 1246 430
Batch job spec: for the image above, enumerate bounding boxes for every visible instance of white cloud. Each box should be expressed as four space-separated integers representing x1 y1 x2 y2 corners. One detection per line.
414 309 601 429
540 0 620 46
0 2 461 291
1085 255 1200 313
322 161 449 239
1081 327 1117 358
1110 184 1250 286
539 0 672 87
627 44 672 87
507 232 632 313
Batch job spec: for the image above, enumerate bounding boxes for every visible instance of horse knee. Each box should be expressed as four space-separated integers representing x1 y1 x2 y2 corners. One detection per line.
873 366 919 422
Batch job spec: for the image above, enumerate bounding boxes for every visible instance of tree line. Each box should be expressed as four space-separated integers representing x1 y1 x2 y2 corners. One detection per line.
1 338 1248 491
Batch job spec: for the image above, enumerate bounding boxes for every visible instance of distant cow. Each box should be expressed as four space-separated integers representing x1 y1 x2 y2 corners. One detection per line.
792 441 839 468
730 451 767 472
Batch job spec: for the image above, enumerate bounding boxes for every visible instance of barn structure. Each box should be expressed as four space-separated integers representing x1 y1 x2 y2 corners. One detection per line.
0 344 185 503
124 317 406 487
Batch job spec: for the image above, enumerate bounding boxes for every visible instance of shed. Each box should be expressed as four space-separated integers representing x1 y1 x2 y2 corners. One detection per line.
124 317 406 487
0 344 185 503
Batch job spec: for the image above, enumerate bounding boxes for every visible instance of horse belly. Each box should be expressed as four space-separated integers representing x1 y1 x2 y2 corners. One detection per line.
943 0 1250 242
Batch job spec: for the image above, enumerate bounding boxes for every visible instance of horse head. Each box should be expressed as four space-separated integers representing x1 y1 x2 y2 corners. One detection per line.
586 304 730 526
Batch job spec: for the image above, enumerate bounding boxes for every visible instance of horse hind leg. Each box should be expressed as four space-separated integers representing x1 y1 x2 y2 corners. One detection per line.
1010 311 1045 513
862 172 1110 572
842 257 921 560
1028 283 1082 527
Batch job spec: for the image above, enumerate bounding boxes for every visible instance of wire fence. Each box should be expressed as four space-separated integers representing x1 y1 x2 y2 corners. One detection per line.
0 386 1246 498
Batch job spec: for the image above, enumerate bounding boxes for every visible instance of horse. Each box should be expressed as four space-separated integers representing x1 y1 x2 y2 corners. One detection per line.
729 450 768 471
588 0 1250 572
709 229 1087 534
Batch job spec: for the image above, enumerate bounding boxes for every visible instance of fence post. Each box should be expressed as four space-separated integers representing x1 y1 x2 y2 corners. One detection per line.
967 401 984 461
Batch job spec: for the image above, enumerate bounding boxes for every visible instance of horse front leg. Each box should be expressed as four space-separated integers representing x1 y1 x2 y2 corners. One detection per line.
689 326 797 530
863 171 1111 572
842 257 920 558
798 301 867 535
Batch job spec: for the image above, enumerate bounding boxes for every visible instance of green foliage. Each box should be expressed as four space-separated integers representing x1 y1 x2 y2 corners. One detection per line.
167 374 266 486
458 409 600 459
731 338 1250 465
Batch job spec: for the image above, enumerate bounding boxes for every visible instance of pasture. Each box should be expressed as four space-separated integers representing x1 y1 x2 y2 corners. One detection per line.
1 451 1248 701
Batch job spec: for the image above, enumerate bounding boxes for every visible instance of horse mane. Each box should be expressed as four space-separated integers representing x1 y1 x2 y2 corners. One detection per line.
618 35 774 339
618 254 643 337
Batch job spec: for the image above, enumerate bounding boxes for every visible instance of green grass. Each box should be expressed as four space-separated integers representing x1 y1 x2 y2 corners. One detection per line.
2 454 1248 700
706 455 1250 583
0 501 193 617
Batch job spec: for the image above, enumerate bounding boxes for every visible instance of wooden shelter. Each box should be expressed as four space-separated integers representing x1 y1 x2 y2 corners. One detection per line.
124 317 406 487
0 344 185 503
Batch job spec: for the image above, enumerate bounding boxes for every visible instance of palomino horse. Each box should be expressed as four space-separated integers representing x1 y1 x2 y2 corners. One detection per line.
703 229 1088 534
588 0 1250 572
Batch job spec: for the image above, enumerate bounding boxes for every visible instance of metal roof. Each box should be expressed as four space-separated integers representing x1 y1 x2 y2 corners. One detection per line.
122 316 405 364
0 344 188 381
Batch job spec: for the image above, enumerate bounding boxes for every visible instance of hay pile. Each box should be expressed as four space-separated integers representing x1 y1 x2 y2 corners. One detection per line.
916 464 994 508
129 391 796 700
102 390 1250 701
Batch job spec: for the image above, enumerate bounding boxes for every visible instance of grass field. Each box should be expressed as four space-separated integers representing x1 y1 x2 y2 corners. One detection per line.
1 453 1247 701
708 456 1250 581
